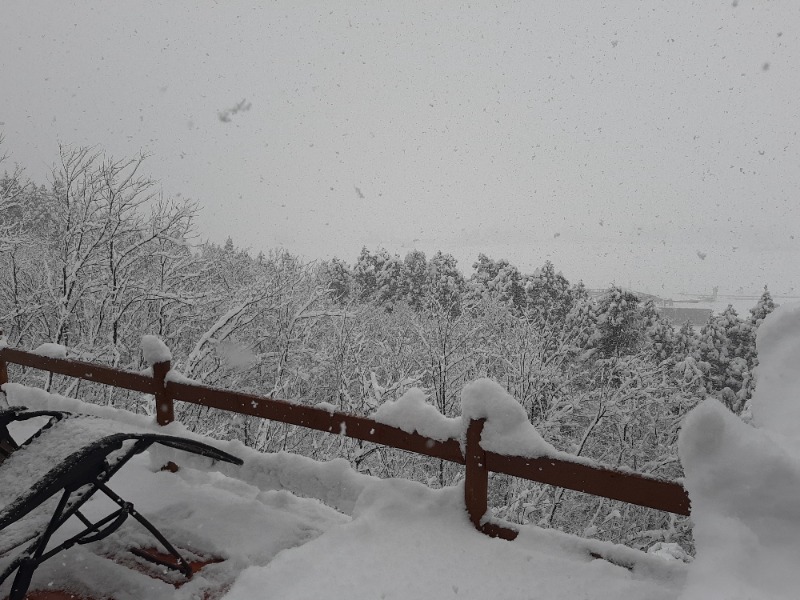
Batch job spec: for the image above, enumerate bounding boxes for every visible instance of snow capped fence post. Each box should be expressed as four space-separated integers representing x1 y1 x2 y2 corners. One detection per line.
465 418 489 529
0 332 8 399
153 359 173 426
141 336 174 426
142 336 178 472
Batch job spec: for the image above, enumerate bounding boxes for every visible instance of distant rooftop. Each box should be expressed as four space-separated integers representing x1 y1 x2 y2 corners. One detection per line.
656 306 713 326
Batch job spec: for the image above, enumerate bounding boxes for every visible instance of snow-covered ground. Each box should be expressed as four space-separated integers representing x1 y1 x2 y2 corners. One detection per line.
3 301 800 599
1 384 686 600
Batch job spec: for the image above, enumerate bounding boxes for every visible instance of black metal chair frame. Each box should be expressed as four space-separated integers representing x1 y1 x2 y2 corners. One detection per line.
0 407 243 600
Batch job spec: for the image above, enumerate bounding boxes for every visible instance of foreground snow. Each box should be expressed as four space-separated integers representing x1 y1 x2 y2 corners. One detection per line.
226 478 683 600
677 302 800 600
5 301 800 598
3 385 685 600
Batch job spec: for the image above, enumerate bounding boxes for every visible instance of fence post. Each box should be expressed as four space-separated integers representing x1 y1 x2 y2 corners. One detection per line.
0 355 8 389
0 332 7 389
152 359 178 472
465 418 488 529
152 360 174 426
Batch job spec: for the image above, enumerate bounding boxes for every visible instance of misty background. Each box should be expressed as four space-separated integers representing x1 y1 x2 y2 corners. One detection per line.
2 0 799 298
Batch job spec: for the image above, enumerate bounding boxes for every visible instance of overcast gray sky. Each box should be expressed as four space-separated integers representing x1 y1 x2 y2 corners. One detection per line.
2 0 799 298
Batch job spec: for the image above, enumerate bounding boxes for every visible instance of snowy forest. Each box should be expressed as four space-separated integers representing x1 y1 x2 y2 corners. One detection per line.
0 145 777 555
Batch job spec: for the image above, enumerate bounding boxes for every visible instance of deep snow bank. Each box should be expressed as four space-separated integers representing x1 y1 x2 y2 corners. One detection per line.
223 478 684 600
678 302 800 600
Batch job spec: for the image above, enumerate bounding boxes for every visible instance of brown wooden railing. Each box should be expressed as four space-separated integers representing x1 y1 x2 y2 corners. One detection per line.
0 345 690 540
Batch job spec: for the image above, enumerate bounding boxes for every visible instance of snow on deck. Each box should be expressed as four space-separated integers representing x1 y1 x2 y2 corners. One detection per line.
225 478 684 600
1 385 687 600
10 300 800 599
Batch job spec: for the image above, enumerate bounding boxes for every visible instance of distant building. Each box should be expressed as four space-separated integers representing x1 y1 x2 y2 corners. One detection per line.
585 287 715 326
656 306 713 326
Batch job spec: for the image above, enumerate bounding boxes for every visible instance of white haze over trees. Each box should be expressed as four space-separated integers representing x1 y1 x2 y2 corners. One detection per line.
1 1 799 296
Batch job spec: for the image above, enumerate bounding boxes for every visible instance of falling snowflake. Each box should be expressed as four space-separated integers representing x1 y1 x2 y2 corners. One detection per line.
218 99 252 123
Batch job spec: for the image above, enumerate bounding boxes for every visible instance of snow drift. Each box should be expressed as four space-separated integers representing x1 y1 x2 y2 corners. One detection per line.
678 301 800 600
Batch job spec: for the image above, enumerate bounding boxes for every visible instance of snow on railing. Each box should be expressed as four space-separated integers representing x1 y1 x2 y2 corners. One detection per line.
0 340 690 541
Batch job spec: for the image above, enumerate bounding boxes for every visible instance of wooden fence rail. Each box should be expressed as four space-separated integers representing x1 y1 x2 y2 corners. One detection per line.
0 346 690 541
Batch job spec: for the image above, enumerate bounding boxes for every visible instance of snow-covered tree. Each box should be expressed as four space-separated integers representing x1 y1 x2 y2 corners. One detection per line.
749 286 776 327
424 251 465 315
469 254 526 313
591 287 645 358
352 247 405 309
693 305 755 411
523 261 573 325
644 308 684 364
318 258 353 305
401 249 428 311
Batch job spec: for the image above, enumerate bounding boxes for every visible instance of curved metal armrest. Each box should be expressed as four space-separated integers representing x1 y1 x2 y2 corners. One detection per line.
0 408 71 462
0 407 71 428
145 434 243 466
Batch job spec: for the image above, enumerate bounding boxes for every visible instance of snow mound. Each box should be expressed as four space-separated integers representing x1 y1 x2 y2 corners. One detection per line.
647 542 693 563
678 301 800 600
751 302 800 442
373 388 461 442
224 477 683 600
141 335 172 365
315 401 337 415
31 343 67 359
461 379 557 458
3 382 684 599
371 381 565 459
678 399 800 599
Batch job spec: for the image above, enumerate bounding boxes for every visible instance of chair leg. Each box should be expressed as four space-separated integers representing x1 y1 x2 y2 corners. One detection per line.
5 488 74 599
8 557 37 600
8 557 39 600
99 484 193 579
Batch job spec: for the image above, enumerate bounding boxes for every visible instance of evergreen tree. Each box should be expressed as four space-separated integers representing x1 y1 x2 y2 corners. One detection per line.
469 253 526 313
749 286 776 327
736 286 777 407
352 247 406 309
424 251 465 315
695 309 731 396
524 261 573 325
319 258 353 304
353 247 380 302
645 309 679 363
694 305 754 410
402 249 428 311
591 287 645 358
374 250 404 309
674 321 697 357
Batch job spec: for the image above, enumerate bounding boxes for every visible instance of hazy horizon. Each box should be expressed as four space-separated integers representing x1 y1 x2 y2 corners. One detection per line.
3 1 799 298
